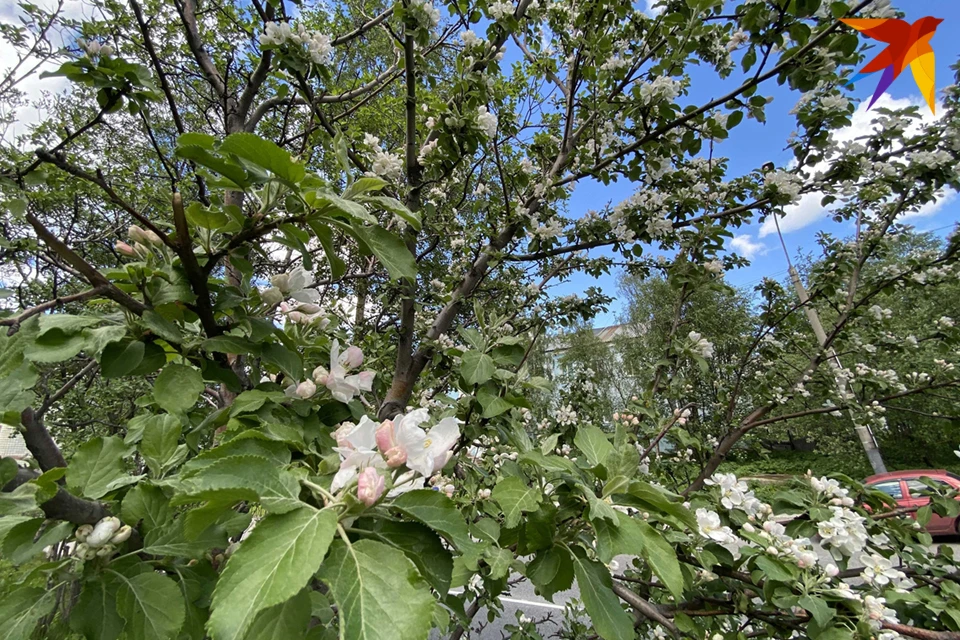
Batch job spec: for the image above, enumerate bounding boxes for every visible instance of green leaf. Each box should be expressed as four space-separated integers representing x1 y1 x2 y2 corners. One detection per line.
142 310 183 343
0 481 40 516
208 507 338 640
177 132 216 149
153 363 204 414
142 520 228 559
799 594 835 630
0 586 58 640
571 547 634 640
184 433 291 473
361 195 421 230
116 570 186 640
313 191 373 221
754 555 797 582
175 145 251 189
71 578 125 640
343 176 388 199
352 225 416 281
622 481 698 530
391 489 475 552
318 539 434 640
483 546 513 580
574 426 614 467
355 518 453 595
492 477 542 529
37 314 100 335
593 512 684 598
174 455 303 514
186 202 229 229
477 390 512 418
121 483 171 533
528 546 574 601
261 343 304 381
67 435 138 499
23 328 87 363
460 350 495 386
141 414 186 478
220 133 305 185
100 340 146 378
2 518 72 565
243 590 311 640
202 335 261 356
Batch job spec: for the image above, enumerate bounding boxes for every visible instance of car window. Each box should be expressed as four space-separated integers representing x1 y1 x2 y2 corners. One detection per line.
905 478 951 496
871 481 903 499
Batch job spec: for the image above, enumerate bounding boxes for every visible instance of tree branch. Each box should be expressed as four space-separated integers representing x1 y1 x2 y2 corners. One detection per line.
4 468 108 524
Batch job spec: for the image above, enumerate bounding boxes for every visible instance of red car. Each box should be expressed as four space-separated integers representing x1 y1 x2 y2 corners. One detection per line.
864 470 960 536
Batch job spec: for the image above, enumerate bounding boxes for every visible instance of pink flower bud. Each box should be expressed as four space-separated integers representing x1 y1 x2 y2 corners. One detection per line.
375 419 396 452
313 365 330 385
357 467 385 506
339 345 364 369
296 303 322 314
295 379 317 399
115 240 136 257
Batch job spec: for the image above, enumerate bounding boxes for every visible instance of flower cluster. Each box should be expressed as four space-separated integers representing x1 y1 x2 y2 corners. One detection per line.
687 331 715 359
300 339 376 403
705 473 764 516
763 170 803 204
261 21 333 65
329 409 461 506
77 38 115 58
817 505 869 559
409 0 441 29
476 106 498 138
73 517 132 561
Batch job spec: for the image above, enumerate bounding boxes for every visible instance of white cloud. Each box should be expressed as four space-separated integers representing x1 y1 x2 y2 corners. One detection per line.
759 92 942 238
901 189 957 221
758 192 827 238
642 0 665 16
729 234 768 259
0 0 93 142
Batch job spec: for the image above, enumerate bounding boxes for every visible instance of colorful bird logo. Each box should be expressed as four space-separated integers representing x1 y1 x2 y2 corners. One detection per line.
840 17 942 114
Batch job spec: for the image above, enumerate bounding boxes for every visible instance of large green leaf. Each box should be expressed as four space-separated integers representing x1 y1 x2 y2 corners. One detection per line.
492 477 542 529
121 483 171 534
220 133 305 185
574 426 614 468
242 589 311 640
0 586 58 640
207 507 338 640
361 195 421 230
0 481 40 516
2 518 72 565
318 539 434 640
570 547 634 640
354 518 453 594
67 435 139 499
528 546 574 601
142 519 229 559
23 327 87 362
391 490 475 552
352 225 416 282
174 455 303 514
621 481 698 529
153 363 204 414
460 350 495 386
141 414 187 478
100 340 146 378
261 343 304 381
115 570 186 640
71 578 125 640
593 512 684 598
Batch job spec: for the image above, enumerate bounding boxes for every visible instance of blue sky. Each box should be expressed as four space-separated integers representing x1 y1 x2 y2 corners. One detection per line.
555 1 960 327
